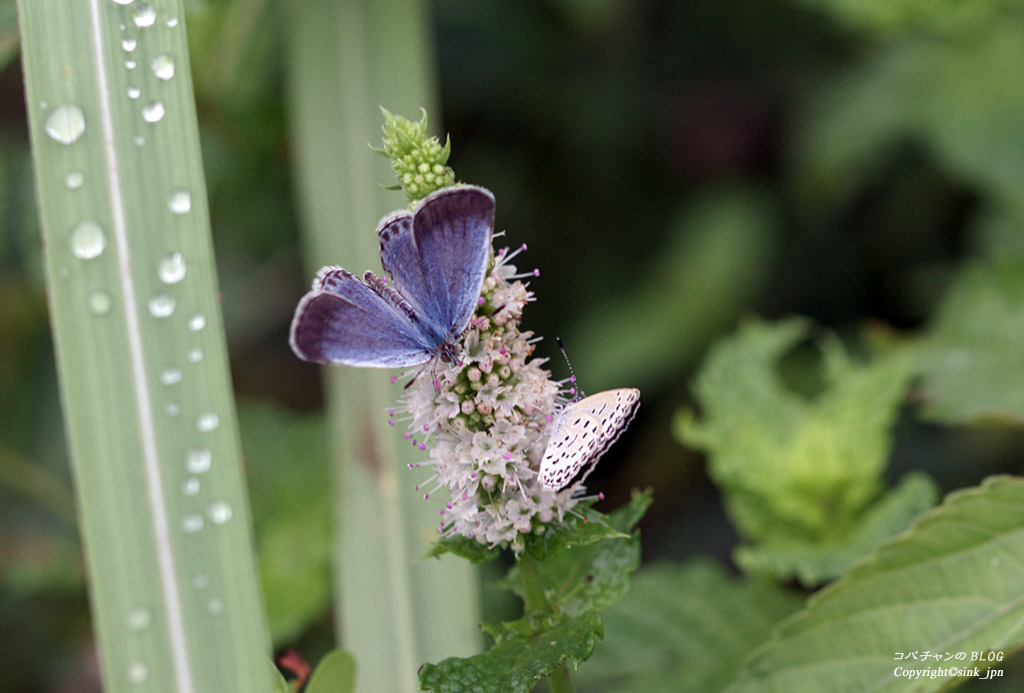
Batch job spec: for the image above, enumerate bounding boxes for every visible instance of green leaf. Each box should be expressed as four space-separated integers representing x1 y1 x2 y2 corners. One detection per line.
677 318 914 546
419 611 603 693
792 0 1023 35
735 472 939 586
918 259 1024 425
421 534 502 564
240 402 331 645
17 0 272 689
305 650 357 693
578 560 803 693
525 503 629 561
504 490 651 615
729 476 1024 693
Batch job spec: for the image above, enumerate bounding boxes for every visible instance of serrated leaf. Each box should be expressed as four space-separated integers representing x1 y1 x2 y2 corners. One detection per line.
305 650 357 693
578 560 803 693
677 318 913 545
504 490 651 615
728 476 1024 693
419 611 603 693
525 504 628 561
918 260 1024 425
421 534 502 564
736 472 939 586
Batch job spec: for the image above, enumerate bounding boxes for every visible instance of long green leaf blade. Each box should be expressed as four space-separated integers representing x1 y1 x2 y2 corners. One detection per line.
17 0 272 690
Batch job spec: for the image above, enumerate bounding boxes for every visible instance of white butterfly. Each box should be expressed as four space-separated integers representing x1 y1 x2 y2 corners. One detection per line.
538 388 641 491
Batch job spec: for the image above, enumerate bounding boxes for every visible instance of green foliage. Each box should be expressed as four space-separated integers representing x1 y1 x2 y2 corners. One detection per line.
239 402 331 646
305 650 357 693
0 0 17 70
421 492 651 691
375 108 455 203
730 476 1024 692
421 611 602 693
918 259 1024 425
676 318 927 584
578 560 804 692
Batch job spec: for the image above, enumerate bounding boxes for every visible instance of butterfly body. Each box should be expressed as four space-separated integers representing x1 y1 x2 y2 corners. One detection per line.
290 186 495 368
539 388 641 491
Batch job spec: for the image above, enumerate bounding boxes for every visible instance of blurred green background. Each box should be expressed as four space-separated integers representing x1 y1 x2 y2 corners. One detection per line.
3 0 1024 690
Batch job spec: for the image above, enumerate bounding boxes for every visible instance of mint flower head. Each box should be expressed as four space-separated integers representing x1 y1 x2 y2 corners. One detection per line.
389 244 589 552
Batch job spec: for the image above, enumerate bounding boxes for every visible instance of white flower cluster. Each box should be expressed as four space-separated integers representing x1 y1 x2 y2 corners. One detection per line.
390 245 583 552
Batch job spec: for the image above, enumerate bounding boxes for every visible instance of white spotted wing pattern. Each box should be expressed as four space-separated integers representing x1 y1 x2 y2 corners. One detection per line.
538 388 641 491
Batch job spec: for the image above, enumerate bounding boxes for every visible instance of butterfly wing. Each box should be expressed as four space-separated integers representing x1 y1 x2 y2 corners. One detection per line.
289 266 435 368
379 186 495 340
539 388 641 491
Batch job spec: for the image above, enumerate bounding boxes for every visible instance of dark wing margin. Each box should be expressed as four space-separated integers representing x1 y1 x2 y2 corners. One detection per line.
289 266 433 368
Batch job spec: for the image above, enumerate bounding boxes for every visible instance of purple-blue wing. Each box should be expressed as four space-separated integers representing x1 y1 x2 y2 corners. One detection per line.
289 266 434 368
378 185 494 339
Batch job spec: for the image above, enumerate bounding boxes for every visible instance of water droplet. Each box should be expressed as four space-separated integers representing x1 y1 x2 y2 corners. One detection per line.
168 190 191 214
157 252 186 284
206 597 224 615
89 291 113 315
125 606 152 632
148 294 175 318
186 448 211 474
182 477 200 496
164 402 180 416
181 514 204 533
151 54 175 80
134 136 145 147
187 348 203 363
206 500 233 524
45 104 86 145
112 0 135 5
125 59 137 70
166 17 179 27
66 171 84 190
127 86 141 100
39 100 48 109
127 660 148 684
132 4 156 27
193 574 209 590
159 367 182 385
196 413 219 432
121 37 137 52
142 101 165 123
70 221 106 259
188 314 206 331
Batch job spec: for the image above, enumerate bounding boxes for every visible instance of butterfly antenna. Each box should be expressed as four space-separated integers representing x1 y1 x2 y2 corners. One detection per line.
556 336 584 400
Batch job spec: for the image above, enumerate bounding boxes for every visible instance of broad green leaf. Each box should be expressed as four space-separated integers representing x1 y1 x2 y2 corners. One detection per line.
17 0 272 690
419 611 603 693
918 260 1024 425
525 502 628 561
677 318 913 547
504 490 651 615
239 402 331 645
736 472 938 586
305 650 357 693
578 559 803 693
729 476 1024 693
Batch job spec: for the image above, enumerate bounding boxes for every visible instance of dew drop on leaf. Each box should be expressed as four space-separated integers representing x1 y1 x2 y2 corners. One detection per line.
132 4 156 27
182 477 200 496
207 500 233 524
66 171 84 190
45 104 86 145
125 606 152 632
89 291 113 316
187 348 203 363
127 87 141 100
148 294 175 317
158 252 186 284
151 54 175 80
70 221 106 259
180 514 204 533
127 661 148 684
186 448 212 474
121 37 137 52
196 413 219 432
168 190 191 214
159 367 182 385
188 314 206 331
142 101 165 123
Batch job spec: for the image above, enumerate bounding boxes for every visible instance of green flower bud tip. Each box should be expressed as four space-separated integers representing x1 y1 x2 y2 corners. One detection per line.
376 107 456 202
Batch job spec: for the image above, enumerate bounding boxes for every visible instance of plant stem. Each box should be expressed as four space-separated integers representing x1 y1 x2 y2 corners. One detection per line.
517 552 549 613
517 553 576 693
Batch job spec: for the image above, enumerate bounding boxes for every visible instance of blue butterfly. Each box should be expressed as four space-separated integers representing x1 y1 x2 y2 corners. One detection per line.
290 185 495 368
